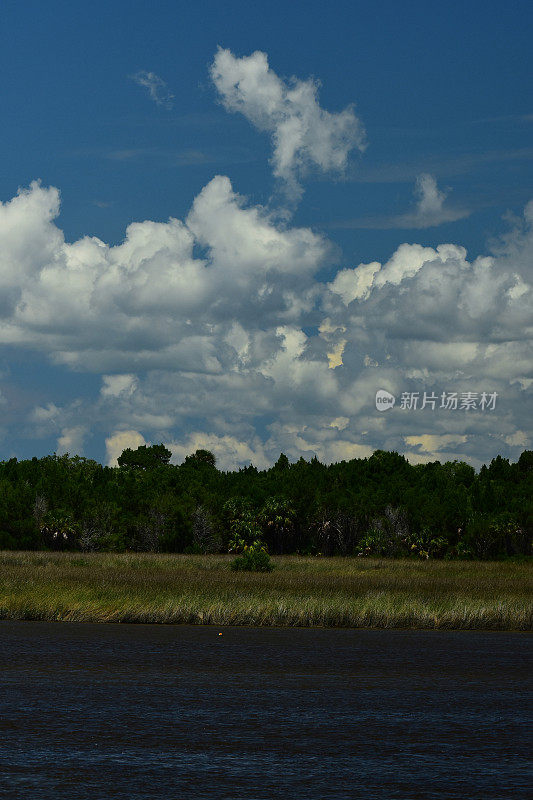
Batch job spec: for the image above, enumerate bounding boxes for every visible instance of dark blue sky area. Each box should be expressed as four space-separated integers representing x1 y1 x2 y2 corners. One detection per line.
1 0 531 260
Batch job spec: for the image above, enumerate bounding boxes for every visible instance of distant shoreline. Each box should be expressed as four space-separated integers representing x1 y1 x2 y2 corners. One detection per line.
1 552 531 630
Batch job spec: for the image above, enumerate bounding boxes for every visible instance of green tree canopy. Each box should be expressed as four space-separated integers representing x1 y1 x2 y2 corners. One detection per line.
183 449 217 469
117 444 172 470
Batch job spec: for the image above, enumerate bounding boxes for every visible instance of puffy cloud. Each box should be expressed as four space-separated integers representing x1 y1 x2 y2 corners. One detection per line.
404 434 468 453
186 175 328 282
131 71 174 109
210 48 366 196
169 432 270 471
0 182 62 317
264 421 373 464
327 262 380 304
326 236 532 363
57 426 87 456
505 430 529 447
0 178 328 373
319 204 533 466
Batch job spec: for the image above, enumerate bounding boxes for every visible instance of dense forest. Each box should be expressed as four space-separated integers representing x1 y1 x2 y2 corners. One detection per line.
0 445 531 559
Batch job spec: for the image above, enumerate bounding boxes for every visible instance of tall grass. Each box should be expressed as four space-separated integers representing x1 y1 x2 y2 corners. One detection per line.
0 551 531 629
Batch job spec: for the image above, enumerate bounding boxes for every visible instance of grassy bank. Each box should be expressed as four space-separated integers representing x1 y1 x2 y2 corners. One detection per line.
0 551 531 629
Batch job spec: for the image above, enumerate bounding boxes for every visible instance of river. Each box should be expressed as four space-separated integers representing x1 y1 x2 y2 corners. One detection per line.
0 622 530 799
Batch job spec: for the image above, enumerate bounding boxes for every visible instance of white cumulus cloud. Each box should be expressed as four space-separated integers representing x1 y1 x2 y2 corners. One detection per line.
0 178 328 373
210 48 366 197
57 426 87 457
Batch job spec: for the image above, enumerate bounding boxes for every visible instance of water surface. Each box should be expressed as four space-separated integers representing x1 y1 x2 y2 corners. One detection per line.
0 622 531 799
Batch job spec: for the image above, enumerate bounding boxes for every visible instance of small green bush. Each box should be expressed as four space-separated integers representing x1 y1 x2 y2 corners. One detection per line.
230 548 273 572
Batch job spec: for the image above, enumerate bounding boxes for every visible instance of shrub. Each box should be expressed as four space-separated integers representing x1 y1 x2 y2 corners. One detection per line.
230 547 273 572
406 528 448 559
358 526 396 557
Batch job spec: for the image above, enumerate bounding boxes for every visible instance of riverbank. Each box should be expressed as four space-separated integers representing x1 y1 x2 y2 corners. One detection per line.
0 551 531 629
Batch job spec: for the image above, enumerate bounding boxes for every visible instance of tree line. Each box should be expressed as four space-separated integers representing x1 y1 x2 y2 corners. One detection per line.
0 445 531 559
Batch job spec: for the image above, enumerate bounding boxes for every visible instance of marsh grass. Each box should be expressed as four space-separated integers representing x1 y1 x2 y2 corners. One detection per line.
0 551 531 629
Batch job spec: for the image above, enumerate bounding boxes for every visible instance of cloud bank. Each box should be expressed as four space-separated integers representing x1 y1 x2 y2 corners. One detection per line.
1 179 531 469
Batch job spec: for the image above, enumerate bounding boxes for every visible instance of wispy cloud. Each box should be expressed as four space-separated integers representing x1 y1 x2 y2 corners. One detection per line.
414 174 447 217
331 174 470 230
348 147 533 184
397 173 470 228
131 70 174 109
105 148 153 161
102 146 255 167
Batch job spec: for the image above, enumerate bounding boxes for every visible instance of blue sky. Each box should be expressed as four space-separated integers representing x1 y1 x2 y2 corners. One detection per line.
0 0 532 467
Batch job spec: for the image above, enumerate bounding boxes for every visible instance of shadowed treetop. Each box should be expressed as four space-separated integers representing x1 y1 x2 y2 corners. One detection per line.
117 444 172 470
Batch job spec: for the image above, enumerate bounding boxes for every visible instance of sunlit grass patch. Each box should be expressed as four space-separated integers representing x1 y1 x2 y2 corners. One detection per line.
0 551 530 629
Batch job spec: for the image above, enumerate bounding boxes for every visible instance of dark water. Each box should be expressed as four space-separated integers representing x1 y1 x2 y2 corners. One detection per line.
0 623 531 799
